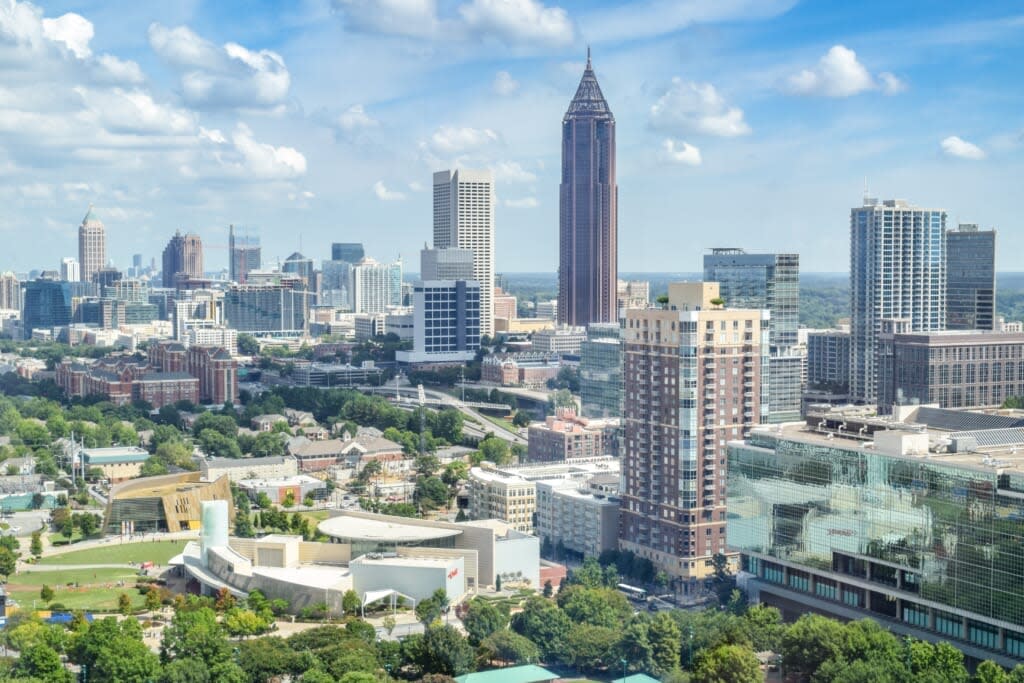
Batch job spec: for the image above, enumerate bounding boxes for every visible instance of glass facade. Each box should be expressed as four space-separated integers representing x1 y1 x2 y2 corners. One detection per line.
946 226 995 331
579 322 622 418
728 430 1024 661
703 250 799 422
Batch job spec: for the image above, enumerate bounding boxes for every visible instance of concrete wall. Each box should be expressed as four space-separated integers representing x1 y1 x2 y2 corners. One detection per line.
398 546 479 588
494 534 540 588
350 556 464 603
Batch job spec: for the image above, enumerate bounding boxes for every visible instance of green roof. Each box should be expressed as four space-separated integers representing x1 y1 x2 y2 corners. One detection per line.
613 675 660 683
455 665 558 683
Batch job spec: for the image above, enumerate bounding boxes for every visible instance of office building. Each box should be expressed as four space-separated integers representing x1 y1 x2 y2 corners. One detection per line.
468 457 619 535
0 272 20 312
946 224 995 331
78 206 106 284
162 231 204 287
321 259 354 309
351 257 402 314
494 287 517 322
850 198 947 404
558 51 617 328
201 456 298 484
224 284 310 336
396 280 481 364
433 169 495 336
532 326 586 356
527 409 619 462
228 225 261 284
283 252 315 287
728 405 1024 669
536 300 558 320
806 329 851 393
332 243 365 263
580 322 623 418
481 353 561 388
704 248 800 423
131 253 143 277
60 258 80 283
420 247 475 281
620 282 767 582
91 267 122 289
877 328 1024 412
22 278 72 337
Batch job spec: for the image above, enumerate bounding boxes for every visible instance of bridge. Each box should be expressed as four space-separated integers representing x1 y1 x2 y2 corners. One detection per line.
362 385 511 412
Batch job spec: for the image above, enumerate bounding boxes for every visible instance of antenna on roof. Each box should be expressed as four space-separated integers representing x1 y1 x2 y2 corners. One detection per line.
586 46 592 69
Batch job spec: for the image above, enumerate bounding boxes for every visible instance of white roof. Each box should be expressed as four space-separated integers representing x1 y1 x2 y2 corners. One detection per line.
318 515 462 543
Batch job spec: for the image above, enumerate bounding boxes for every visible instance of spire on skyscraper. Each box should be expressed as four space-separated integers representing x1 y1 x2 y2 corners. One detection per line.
567 49 610 116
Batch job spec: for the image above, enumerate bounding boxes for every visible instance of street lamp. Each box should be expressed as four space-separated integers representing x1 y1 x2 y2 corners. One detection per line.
620 657 627 682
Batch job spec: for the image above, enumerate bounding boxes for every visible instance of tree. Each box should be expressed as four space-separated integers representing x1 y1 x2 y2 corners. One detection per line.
416 595 443 625
566 623 619 674
16 643 71 682
145 586 164 612
479 437 511 465
742 603 784 652
30 531 42 557
542 580 553 597
416 476 450 510
118 592 133 615
78 512 99 537
692 644 762 683
161 606 230 666
420 624 475 676
781 613 849 681
198 429 243 459
0 546 18 579
649 612 682 676
463 597 510 645
160 658 212 683
342 589 361 616
512 411 531 428
237 334 260 356
223 608 270 638
479 629 540 666
415 453 441 477
510 596 572 663
40 584 54 603
91 635 161 683
252 431 286 457
616 619 654 674
558 586 631 627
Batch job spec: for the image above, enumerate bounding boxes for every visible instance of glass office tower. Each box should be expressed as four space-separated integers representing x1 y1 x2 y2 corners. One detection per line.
946 224 995 331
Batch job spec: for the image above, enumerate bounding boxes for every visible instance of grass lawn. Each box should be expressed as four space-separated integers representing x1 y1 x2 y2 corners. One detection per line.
481 413 518 433
38 540 187 566
7 566 145 612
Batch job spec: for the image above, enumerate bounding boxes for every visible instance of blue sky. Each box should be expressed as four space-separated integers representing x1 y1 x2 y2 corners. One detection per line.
1 0 1021 274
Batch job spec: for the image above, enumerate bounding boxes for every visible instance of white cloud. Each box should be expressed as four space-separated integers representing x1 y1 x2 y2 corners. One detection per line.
338 104 378 131
334 0 441 38
18 182 52 198
941 136 986 161
649 79 750 137
785 45 903 97
95 55 145 84
374 180 407 201
226 123 307 179
491 160 536 182
878 72 906 95
424 125 500 154
75 87 196 135
581 0 796 44
660 139 702 165
504 196 538 208
459 0 573 46
408 180 425 191
41 13 92 59
199 127 227 144
493 70 519 95
148 23 291 109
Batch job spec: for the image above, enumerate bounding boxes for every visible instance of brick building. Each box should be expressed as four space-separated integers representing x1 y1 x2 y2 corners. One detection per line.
527 409 619 462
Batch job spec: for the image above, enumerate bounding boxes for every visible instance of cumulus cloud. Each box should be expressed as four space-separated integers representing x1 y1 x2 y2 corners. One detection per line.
785 45 903 97
229 123 307 178
424 125 500 154
374 181 407 201
493 70 519 95
459 0 573 46
75 87 195 135
338 104 378 131
148 23 290 109
649 79 750 138
491 161 536 183
660 139 702 165
334 0 573 45
941 136 986 161
94 55 145 84
41 13 93 58
504 196 537 208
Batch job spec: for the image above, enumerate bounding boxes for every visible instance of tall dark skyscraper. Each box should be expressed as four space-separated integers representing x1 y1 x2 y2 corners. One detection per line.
162 230 204 287
946 224 995 330
331 243 365 263
558 50 617 327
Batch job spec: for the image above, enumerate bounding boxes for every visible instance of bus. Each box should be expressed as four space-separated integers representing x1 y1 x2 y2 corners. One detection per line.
617 583 648 601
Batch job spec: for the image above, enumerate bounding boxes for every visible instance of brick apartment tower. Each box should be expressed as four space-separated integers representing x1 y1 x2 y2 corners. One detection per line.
620 282 768 584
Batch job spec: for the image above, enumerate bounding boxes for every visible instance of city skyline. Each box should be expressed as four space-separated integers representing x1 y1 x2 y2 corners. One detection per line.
0 1 1018 274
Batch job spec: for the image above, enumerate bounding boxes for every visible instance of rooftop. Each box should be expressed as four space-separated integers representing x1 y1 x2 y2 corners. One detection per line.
455 665 558 683
318 514 462 543
349 553 459 569
203 455 293 469
81 446 150 464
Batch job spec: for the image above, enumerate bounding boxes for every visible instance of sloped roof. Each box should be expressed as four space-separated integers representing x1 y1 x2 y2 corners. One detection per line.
565 50 611 117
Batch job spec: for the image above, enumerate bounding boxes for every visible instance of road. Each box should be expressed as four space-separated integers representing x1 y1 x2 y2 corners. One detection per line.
368 385 526 446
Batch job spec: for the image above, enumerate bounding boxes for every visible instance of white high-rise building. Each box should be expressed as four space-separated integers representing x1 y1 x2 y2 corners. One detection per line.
351 257 402 314
850 198 947 404
60 258 80 283
78 206 106 283
433 169 495 337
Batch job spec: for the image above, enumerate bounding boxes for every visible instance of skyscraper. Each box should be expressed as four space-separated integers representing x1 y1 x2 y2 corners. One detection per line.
0 272 21 311
946 224 995 331
558 50 617 328
22 278 72 336
420 247 475 281
703 249 800 423
351 257 403 314
331 243 365 263
282 252 315 288
78 206 106 284
620 283 767 583
433 169 495 336
850 198 947 404
162 230 204 287
228 225 261 284
60 257 80 283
